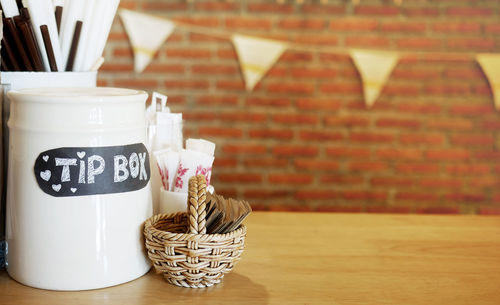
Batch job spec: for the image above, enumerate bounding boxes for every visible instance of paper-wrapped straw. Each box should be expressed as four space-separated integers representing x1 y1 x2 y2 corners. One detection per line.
153 92 168 112
186 138 216 156
147 124 156 151
154 113 182 151
146 92 169 122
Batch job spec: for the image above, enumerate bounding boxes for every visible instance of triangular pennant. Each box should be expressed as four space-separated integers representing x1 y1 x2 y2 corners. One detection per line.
476 54 500 110
231 34 287 91
119 9 175 73
350 49 399 108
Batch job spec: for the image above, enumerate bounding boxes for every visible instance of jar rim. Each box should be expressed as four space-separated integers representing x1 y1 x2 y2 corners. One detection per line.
7 87 147 102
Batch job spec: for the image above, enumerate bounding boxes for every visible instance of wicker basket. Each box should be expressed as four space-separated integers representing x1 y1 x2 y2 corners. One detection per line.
143 175 247 288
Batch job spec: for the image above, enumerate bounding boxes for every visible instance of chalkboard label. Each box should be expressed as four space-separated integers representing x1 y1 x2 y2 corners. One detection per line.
34 143 150 197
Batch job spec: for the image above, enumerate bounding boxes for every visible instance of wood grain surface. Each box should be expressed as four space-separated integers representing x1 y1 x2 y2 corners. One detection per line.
1 212 500 305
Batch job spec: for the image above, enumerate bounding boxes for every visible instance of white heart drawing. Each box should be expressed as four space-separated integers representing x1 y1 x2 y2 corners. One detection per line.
77 151 86 159
52 184 61 192
40 170 51 181
70 188 77 193
42 155 49 162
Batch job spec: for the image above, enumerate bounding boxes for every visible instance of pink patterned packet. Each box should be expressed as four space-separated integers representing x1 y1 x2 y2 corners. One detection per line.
153 148 180 191
172 149 214 193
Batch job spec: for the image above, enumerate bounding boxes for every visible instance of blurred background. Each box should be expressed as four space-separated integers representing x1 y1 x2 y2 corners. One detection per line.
100 0 500 214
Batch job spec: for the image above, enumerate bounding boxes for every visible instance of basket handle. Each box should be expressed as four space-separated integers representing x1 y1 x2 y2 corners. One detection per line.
187 175 208 234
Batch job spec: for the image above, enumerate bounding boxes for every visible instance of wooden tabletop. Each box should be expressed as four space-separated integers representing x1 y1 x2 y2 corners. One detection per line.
1 212 500 305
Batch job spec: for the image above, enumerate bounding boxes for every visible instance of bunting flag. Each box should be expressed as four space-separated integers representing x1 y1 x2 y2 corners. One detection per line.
117 10 500 112
476 54 500 110
119 9 175 73
231 34 287 91
350 49 399 108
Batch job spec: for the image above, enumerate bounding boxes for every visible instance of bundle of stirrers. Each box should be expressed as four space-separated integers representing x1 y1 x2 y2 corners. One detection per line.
0 0 119 72
204 193 252 234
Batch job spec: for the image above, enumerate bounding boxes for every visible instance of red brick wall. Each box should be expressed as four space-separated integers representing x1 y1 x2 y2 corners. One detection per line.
100 0 500 214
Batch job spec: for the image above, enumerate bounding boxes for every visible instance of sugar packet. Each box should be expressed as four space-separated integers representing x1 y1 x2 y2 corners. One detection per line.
172 149 214 193
172 138 216 193
153 148 180 191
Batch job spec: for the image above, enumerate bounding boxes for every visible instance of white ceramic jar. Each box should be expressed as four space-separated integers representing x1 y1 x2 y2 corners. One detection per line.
5 87 152 290
0 72 97 270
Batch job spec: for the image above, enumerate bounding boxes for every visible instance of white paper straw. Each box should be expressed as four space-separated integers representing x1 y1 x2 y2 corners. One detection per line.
71 0 96 71
0 0 20 18
82 0 120 71
25 0 64 71
78 0 106 71
53 0 64 8
59 0 85 69
90 56 104 71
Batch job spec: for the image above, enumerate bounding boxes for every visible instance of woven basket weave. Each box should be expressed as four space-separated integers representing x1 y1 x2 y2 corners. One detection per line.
143 175 247 288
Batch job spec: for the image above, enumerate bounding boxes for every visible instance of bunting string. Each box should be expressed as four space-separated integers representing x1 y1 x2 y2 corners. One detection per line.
171 20 479 58
119 9 500 109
